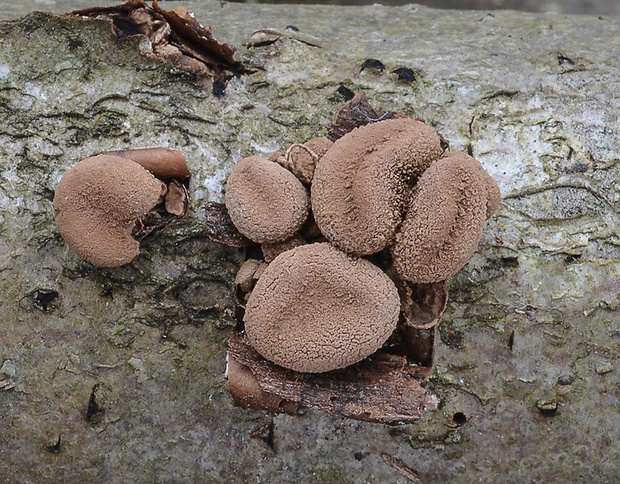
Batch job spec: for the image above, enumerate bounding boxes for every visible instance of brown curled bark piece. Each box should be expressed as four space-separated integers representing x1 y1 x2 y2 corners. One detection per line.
151 1 237 69
400 281 448 330
105 148 190 179
227 332 431 424
278 136 333 185
70 0 244 94
328 92 406 141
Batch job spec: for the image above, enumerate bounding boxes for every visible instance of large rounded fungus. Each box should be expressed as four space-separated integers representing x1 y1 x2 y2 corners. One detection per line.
53 154 164 267
391 152 501 283
225 156 309 243
244 243 400 373
311 117 444 255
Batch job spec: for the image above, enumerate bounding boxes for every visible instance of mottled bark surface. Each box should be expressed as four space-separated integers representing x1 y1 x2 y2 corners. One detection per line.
0 2 618 482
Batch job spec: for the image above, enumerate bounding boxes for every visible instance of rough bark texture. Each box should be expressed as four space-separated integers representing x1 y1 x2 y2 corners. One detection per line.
1 2 619 482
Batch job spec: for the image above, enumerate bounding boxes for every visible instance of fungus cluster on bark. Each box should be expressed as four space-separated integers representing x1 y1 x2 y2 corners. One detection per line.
53 148 190 267
207 93 501 421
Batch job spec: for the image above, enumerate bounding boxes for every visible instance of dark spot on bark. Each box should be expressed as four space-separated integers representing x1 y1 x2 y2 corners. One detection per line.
250 420 276 451
34 289 59 311
558 374 575 385
67 36 83 49
466 143 474 156
567 162 589 173
438 132 450 152
234 305 246 332
483 90 519 100
354 452 368 461
360 59 385 73
508 329 515 350
213 78 227 97
501 256 519 267
86 384 104 423
442 328 464 349
46 434 62 453
100 286 114 299
392 67 416 82
337 84 355 101
558 54 575 65
452 412 467 425
285 25 299 31
564 253 581 263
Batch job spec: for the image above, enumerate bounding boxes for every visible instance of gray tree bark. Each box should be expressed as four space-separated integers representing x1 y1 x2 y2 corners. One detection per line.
0 2 618 482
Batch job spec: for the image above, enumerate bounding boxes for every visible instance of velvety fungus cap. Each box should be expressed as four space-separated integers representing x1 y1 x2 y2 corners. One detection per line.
53 154 163 267
244 243 400 373
311 117 444 256
225 156 309 244
391 152 501 283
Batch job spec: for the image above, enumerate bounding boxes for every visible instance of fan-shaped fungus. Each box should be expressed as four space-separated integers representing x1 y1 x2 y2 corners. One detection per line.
311 118 444 256
244 243 400 373
391 152 501 283
225 156 309 244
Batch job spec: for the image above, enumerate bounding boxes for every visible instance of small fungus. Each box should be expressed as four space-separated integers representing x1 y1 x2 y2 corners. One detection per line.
54 155 164 267
243 243 400 373
275 136 333 185
225 156 309 244
311 117 444 256
391 151 501 283
54 150 189 267
261 235 306 263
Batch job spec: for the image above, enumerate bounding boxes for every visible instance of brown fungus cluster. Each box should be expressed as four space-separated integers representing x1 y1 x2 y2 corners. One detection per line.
54 148 189 267
208 94 501 418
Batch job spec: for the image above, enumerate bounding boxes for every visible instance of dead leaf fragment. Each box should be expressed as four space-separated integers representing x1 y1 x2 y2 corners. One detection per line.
327 92 406 141
69 0 244 94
